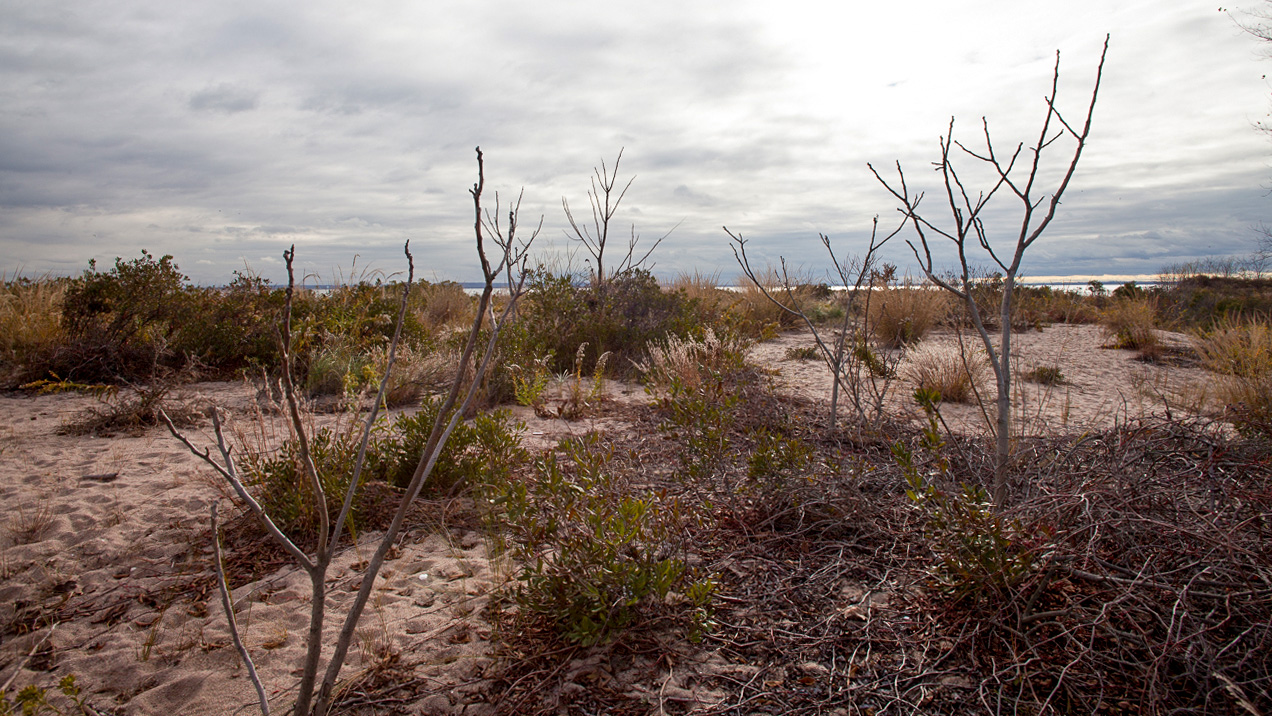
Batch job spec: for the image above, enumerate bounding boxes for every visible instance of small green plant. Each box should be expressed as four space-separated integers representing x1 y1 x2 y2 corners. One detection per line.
784 345 820 361
1023 365 1066 385
510 352 553 409
544 343 610 420
895 390 1044 602
0 675 89 716
852 338 895 378
489 434 712 645
746 428 812 483
659 372 740 481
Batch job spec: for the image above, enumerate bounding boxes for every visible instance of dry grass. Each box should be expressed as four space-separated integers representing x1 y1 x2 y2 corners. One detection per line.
1101 296 1160 353
1022 364 1066 386
6 499 56 545
635 328 751 391
902 342 991 403
416 281 475 331
867 282 948 348
373 343 460 408
1192 315 1272 434
664 270 724 303
0 273 66 384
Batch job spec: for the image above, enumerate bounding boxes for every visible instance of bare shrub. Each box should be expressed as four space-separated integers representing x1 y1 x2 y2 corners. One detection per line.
872 38 1108 503
867 281 948 347
902 342 991 403
61 379 200 437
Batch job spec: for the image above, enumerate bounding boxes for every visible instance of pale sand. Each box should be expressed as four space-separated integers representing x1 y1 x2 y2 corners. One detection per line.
0 322 1216 714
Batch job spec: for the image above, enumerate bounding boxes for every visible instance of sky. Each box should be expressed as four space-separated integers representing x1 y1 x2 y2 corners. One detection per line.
2 0 1271 285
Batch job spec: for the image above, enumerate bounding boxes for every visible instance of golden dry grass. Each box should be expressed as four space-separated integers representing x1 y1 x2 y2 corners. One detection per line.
902 342 991 404
0 273 66 383
1100 297 1159 353
867 282 949 348
1192 315 1272 427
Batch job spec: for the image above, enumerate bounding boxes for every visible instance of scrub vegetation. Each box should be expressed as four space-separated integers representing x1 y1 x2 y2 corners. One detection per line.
5 147 1272 714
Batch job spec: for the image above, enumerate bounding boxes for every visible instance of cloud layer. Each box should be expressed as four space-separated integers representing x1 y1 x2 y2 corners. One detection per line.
1 0 1268 284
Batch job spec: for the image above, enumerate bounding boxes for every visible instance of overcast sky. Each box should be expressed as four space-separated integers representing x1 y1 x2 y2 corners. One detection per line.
2 0 1270 284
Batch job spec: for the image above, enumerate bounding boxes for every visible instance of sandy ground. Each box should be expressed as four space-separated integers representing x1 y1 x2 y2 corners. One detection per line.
0 322 1216 715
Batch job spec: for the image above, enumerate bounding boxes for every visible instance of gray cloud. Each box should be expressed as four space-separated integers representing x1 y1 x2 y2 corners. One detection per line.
0 0 1268 285
190 84 259 113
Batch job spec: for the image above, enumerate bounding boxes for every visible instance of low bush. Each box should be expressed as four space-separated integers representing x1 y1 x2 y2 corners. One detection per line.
241 424 394 542
511 269 701 380
56 251 190 383
489 434 714 645
376 398 524 493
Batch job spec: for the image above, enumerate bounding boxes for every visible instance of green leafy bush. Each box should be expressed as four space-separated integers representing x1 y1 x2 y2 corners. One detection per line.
659 373 740 481
57 250 189 382
241 425 392 541
514 269 701 379
490 434 713 645
376 398 524 493
894 395 1045 602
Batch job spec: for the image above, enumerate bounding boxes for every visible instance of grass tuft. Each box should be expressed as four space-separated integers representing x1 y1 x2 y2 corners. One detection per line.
902 342 991 403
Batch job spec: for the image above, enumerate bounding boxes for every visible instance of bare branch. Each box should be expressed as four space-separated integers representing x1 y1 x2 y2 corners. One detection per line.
211 501 270 716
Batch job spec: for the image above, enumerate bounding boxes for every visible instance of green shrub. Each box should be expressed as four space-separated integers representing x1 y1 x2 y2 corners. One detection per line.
658 373 740 481
171 271 285 374
57 250 189 382
490 434 714 645
241 425 391 543
376 398 524 493
514 268 701 379
895 397 1045 603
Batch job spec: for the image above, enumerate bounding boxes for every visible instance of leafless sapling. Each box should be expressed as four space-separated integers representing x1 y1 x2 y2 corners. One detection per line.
726 216 905 431
563 149 675 287
870 36 1109 505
